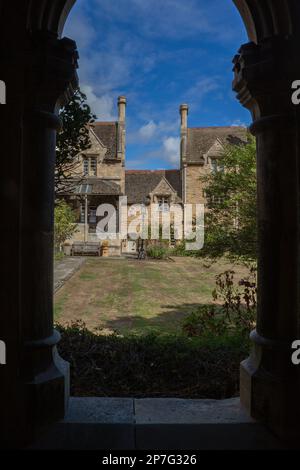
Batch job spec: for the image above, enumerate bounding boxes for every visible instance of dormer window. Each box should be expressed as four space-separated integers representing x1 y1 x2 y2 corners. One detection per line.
210 158 224 173
83 156 97 176
157 197 170 212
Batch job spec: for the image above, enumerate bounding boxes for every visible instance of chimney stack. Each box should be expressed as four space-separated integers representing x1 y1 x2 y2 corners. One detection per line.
118 96 126 123
180 104 189 131
117 97 126 168
179 105 189 201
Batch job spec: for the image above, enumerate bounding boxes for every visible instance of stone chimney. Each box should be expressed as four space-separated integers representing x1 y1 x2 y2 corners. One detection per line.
180 104 189 131
117 96 126 165
180 104 189 204
180 104 189 165
118 96 126 123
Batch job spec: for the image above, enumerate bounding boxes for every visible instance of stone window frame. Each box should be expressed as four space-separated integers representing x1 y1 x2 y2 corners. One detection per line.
82 155 98 177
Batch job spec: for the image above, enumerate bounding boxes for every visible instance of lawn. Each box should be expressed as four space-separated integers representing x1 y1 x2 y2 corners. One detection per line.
54 257 248 335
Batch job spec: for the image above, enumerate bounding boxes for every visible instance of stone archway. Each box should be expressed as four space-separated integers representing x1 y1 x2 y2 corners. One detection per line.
0 0 299 448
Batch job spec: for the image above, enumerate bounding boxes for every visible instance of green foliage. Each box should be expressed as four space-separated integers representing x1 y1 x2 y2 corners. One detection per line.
182 305 227 338
182 269 257 339
146 244 169 259
200 134 257 263
56 89 96 195
57 320 248 398
54 200 78 250
171 241 198 257
54 251 65 262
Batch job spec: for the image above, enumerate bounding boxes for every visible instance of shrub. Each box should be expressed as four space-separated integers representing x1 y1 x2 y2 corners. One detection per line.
146 244 169 259
182 269 257 338
213 268 257 334
182 305 227 338
57 320 249 399
54 200 78 251
171 241 198 257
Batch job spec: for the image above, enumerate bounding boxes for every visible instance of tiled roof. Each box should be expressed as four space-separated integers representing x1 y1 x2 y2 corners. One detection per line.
89 179 122 195
65 178 122 196
90 122 118 159
186 126 247 163
125 170 181 204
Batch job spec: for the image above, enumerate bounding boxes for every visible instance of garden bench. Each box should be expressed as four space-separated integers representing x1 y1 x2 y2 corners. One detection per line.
71 242 101 257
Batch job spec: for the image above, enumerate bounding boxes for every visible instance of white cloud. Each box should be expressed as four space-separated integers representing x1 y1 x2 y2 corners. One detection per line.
64 6 97 49
184 77 220 104
128 118 180 145
93 0 240 43
127 135 180 168
163 137 180 165
78 50 133 95
230 119 247 127
81 84 117 121
139 120 157 140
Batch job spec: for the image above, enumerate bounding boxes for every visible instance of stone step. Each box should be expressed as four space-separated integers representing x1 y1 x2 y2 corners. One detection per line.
31 397 285 450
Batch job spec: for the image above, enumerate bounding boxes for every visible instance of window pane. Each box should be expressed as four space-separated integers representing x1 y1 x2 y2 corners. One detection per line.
90 157 97 176
80 203 85 223
83 158 89 176
89 207 97 224
158 197 169 212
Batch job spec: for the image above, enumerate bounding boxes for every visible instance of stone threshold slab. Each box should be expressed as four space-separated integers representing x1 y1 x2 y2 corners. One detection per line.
31 397 286 450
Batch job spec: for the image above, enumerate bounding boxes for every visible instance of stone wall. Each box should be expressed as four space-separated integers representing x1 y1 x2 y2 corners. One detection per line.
96 161 125 193
185 165 208 205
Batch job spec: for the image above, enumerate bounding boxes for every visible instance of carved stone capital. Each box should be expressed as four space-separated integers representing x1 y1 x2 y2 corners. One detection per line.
233 37 300 122
25 31 79 112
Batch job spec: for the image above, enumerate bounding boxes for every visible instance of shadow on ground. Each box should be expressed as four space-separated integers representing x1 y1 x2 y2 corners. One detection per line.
99 303 211 334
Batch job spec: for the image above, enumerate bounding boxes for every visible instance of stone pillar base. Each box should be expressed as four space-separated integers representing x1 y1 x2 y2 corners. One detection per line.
240 336 300 443
24 332 70 444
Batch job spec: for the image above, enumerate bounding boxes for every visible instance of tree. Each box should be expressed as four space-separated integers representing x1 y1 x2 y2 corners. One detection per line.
54 200 78 251
200 134 257 263
55 89 96 195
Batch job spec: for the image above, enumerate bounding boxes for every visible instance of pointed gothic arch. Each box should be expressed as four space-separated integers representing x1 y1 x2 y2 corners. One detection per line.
1 0 300 448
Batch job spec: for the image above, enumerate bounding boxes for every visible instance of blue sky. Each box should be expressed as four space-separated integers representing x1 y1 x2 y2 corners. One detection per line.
64 0 250 170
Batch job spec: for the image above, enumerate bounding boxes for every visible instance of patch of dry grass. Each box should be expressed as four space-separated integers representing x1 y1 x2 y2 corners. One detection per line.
54 257 248 335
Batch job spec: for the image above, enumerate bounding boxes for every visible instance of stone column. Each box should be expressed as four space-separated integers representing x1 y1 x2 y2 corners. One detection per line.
180 104 189 164
0 26 78 448
233 38 300 442
180 104 189 204
117 96 126 165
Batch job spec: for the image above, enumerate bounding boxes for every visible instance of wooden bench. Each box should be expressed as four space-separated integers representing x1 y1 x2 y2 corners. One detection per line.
71 242 101 257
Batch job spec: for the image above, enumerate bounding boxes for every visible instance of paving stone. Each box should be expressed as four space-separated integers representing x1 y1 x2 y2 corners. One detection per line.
32 398 135 450
54 257 86 292
135 397 252 424
66 397 134 424
134 398 284 450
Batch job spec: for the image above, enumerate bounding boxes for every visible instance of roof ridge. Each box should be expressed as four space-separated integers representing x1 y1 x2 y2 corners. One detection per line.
91 121 117 126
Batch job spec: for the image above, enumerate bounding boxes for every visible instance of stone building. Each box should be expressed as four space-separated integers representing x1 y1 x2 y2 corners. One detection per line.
62 96 127 255
63 97 247 255
179 104 247 205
